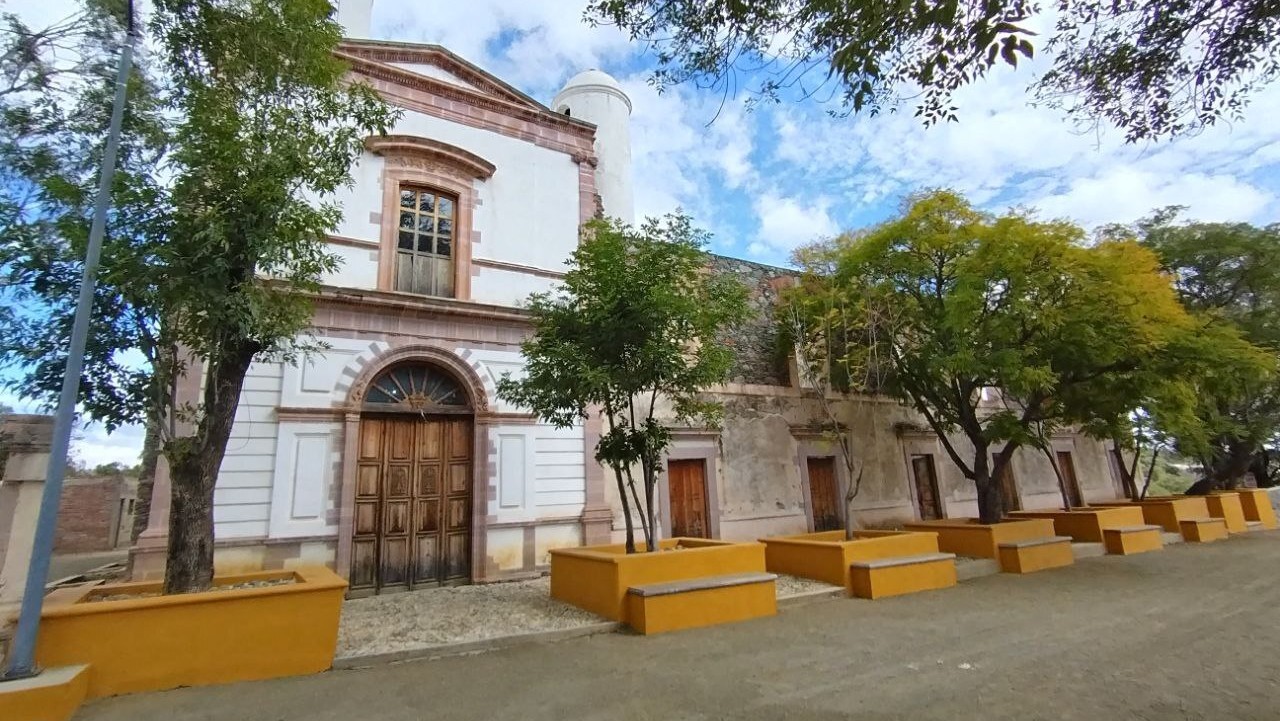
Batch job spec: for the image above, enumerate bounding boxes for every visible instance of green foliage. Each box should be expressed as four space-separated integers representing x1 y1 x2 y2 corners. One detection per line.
1107 212 1280 487
0 0 397 591
587 0 1280 140
787 190 1197 521
498 214 748 552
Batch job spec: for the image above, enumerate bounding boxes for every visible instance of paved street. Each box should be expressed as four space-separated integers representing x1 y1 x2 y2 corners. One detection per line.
79 531 1280 721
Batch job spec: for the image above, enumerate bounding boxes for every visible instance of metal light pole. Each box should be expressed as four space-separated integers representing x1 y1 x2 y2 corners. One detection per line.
2 11 136 681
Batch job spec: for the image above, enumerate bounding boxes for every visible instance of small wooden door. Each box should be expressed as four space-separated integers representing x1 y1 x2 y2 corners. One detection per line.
668 459 710 539
997 459 1022 512
806 457 842 532
350 415 472 595
910 454 944 520
1057 451 1084 508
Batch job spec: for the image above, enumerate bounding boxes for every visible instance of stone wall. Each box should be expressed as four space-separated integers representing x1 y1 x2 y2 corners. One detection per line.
707 254 792 387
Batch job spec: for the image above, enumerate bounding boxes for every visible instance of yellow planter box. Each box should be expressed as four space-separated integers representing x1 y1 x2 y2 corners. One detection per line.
624 573 777 634
903 518 1057 559
1101 525 1164 555
996 537 1075 574
1204 493 1248 533
760 530 944 592
549 538 768 624
1008 507 1146 542
1180 517 1228 543
1231 489 1279 529
35 566 347 699
848 553 957 599
1092 498 1208 533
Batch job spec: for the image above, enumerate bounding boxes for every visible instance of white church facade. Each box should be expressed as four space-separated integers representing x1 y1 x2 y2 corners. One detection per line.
131 1 1126 594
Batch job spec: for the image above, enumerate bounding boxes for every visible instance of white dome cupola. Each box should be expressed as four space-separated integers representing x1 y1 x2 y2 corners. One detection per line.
553 69 635 224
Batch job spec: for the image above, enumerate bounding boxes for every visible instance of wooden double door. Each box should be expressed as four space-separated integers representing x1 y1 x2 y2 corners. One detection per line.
350 415 472 594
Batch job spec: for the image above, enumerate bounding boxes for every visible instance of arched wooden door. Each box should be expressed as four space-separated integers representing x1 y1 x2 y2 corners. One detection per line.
349 363 473 595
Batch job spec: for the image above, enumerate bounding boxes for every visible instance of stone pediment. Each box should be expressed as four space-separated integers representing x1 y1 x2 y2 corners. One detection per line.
336 39 552 115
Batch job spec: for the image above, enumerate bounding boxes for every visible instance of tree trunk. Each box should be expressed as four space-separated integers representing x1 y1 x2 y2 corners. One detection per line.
1139 448 1160 500
611 464 636 554
972 448 1004 524
1111 445 1139 500
643 455 657 553
162 340 258 594
1043 446 1072 511
1207 441 1254 491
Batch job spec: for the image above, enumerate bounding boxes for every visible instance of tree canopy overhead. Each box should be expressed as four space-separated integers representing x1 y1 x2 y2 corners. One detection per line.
587 0 1280 140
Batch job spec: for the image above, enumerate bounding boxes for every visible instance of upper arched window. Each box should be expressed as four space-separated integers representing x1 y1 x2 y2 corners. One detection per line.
365 363 468 410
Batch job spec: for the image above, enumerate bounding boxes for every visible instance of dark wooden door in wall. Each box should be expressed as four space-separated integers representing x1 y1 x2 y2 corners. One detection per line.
910 454 944 520
350 416 472 594
806 457 842 532
668 459 710 538
1057 451 1084 508
997 460 1022 512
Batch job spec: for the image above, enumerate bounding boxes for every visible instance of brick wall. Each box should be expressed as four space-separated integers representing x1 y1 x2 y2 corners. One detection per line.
53 475 129 554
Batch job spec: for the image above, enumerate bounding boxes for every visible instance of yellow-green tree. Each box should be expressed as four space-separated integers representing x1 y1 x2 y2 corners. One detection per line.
788 190 1201 522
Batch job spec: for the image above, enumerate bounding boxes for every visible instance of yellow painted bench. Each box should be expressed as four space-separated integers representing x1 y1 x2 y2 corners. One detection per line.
996 536 1075 574
1009 507 1147 542
1204 493 1248 533
1232 489 1278 529
848 552 957 599
1101 525 1164 555
1179 517 1228 543
624 572 777 635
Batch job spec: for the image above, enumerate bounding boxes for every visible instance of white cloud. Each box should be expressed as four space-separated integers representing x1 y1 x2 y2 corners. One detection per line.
752 194 838 256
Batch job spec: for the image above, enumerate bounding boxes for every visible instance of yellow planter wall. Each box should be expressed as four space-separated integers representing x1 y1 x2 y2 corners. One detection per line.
1009 507 1146 542
549 538 767 623
0 664 88 721
1205 493 1248 533
1232 489 1279 529
35 567 346 699
760 530 942 589
902 519 1056 559
1092 499 1206 532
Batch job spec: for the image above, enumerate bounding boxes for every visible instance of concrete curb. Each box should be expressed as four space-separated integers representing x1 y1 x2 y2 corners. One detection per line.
332 621 624 669
955 558 1000 581
777 587 845 608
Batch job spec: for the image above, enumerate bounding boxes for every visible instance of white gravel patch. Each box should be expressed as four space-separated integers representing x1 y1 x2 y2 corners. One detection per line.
338 574 843 658
337 577 601 658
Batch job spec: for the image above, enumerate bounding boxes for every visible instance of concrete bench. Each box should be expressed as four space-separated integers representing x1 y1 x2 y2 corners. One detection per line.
1101 525 1164 555
625 572 777 634
1179 517 1228 543
847 552 957 600
996 536 1075 574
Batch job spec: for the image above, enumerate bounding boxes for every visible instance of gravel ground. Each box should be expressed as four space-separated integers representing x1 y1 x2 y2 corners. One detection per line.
337 574 840 658
80 530 1280 721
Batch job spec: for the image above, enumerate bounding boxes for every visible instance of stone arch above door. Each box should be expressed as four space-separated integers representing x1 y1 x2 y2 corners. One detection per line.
340 343 491 414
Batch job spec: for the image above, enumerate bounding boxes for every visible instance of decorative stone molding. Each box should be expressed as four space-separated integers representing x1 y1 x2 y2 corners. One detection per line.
364 135 496 179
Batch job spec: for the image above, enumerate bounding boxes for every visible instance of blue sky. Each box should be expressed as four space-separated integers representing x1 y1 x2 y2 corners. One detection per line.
9 0 1280 466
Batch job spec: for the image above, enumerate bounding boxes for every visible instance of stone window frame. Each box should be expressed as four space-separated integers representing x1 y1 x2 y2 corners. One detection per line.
366 135 495 302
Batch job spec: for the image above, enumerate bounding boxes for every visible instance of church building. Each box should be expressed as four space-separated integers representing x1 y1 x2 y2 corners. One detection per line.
130 1 1124 595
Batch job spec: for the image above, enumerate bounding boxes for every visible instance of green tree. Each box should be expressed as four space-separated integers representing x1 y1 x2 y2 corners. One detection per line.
788 191 1195 523
0 0 397 593
587 0 1280 140
497 215 748 553
1113 212 1280 488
